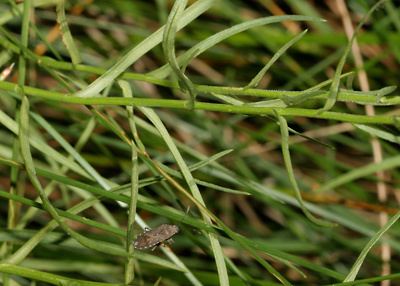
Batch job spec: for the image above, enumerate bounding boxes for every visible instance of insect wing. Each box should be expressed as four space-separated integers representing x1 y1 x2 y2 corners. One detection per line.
134 224 179 250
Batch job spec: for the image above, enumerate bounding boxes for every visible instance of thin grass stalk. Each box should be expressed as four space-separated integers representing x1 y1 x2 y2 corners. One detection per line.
120 80 139 284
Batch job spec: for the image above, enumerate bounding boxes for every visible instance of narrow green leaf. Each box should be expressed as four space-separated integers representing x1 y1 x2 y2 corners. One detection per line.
140 107 230 286
150 15 324 79
17 0 31 87
189 149 233 170
75 0 214 97
277 114 335 227
0 263 124 286
17 118 98 230
30 112 113 192
354 124 400 144
20 96 125 257
317 154 400 192
0 189 125 237
163 0 196 109
344 211 400 282
321 0 387 111
0 109 89 178
56 0 81 64
210 92 245 106
119 80 139 283
135 252 185 272
245 29 308 89
329 273 400 286
281 90 325 106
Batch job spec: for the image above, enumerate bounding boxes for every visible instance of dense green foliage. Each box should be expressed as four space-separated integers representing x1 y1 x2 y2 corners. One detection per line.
0 1 399 285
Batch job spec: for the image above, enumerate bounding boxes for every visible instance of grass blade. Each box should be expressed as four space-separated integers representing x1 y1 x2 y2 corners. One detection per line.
343 211 400 282
321 0 387 111
140 107 230 286
317 154 400 192
75 0 214 97
30 112 113 192
245 29 308 89
20 96 126 257
163 0 197 109
277 114 335 227
0 263 124 286
56 0 81 64
150 15 324 79
119 80 139 283
354 124 400 144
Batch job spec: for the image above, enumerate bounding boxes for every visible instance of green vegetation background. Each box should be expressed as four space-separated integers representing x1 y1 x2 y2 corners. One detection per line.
0 0 400 285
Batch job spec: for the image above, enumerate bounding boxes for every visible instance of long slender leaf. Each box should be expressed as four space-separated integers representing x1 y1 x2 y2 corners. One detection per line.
75 0 215 97
344 211 400 282
56 0 81 64
277 114 335 227
321 0 387 111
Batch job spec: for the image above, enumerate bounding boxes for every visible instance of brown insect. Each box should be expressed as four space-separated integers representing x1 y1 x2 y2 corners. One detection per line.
134 224 179 250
